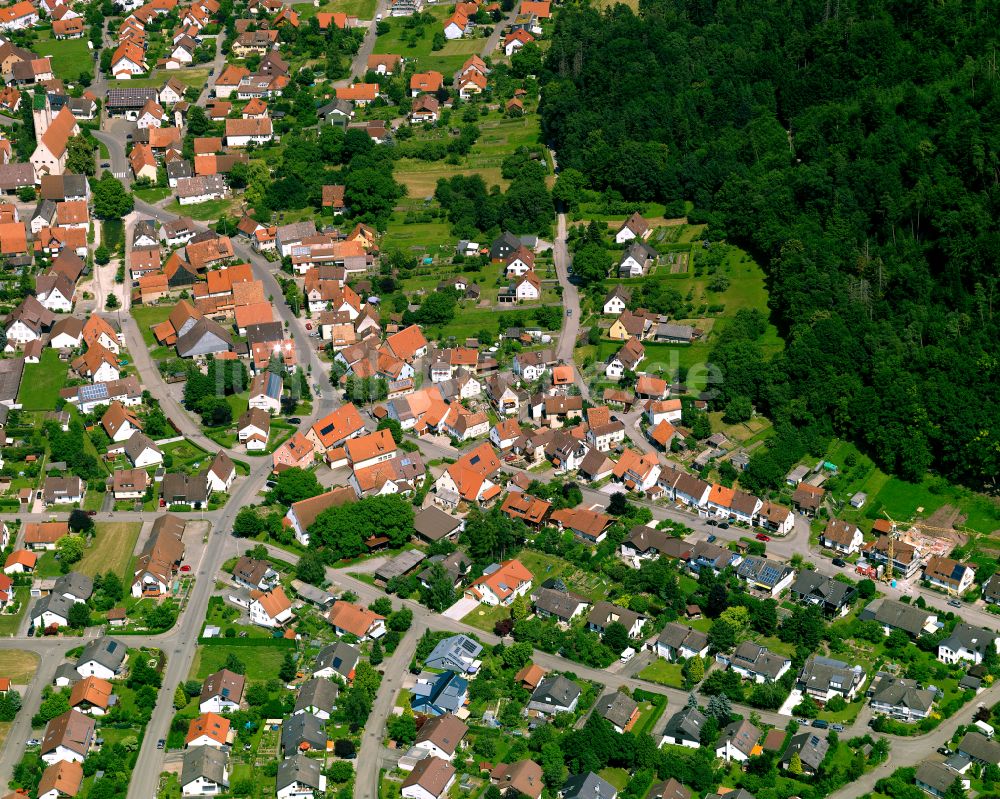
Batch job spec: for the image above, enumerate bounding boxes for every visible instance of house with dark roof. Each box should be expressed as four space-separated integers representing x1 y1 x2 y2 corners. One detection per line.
180 745 229 797
915 761 968 798
937 623 1000 666
715 719 761 763
620 526 690 566
563 772 618 799
76 637 125 680
527 675 580 715
958 731 1000 766
797 656 866 702
660 706 706 748
587 601 646 639
313 642 359 683
723 641 791 684
655 623 709 662
788 571 856 616
531 587 589 624
280 713 327 756
276 753 325 799
735 556 795 596
866 672 935 722
860 598 937 637
780 731 829 776
594 692 638 734
293 678 339 720
413 506 463 543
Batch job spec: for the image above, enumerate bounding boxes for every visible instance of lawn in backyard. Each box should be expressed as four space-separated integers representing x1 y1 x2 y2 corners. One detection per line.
0 588 29 636
115 68 209 90
75 522 142 581
102 219 124 253
131 303 174 348
637 658 685 689
0 649 39 683
191 643 290 679
461 602 511 633
134 187 172 204
164 198 237 221
598 769 631 791
34 33 92 82
630 696 668 737
17 349 67 410
515 548 613 602
162 440 212 474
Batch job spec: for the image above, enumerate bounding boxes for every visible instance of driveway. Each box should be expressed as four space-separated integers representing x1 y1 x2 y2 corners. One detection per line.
441 596 478 621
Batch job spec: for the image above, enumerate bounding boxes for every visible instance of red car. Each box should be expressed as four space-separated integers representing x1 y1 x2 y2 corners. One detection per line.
305 322 312 330
180 565 192 572
755 533 771 542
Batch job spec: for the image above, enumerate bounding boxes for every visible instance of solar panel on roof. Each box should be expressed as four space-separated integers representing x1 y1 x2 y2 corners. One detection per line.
79 384 108 401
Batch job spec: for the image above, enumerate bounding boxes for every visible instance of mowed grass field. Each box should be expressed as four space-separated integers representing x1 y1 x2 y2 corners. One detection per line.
191 644 289 679
0 650 40 684
76 522 143 581
115 68 210 90
131 303 174 348
18 349 67 410
34 33 93 81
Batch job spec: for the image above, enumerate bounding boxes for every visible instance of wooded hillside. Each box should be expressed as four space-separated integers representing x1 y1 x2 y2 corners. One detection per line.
541 0 1000 489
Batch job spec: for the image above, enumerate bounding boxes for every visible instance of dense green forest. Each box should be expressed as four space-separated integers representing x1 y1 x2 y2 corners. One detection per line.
540 0 1000 489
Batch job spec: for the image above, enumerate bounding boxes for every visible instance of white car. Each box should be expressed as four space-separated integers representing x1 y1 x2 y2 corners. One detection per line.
619 647 636 664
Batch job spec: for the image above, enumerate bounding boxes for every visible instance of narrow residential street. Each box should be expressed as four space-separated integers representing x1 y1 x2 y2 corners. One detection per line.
354 622 421 799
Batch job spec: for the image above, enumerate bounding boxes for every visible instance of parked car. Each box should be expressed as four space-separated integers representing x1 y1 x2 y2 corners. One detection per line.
706 519 718 527
180 565 191 572
718 522 730 529
938 747 953 756
707 534 717 543
831 724 844 732
755 532 770 541
288 417 302 424
811 719 829 729
832 557 847 567
157 739 165 749
948 599 962 607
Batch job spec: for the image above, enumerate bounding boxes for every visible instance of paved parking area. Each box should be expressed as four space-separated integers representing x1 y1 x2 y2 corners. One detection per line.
442 596 478 620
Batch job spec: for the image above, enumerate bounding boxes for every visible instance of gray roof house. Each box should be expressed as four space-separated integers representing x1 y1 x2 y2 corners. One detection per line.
915 761 968 798
867 672 935 722
860 598 937 637
413 506 464 543
958 731 1000 765
31 592 77 628
660 706 706 748
425 635 483 674
938 623 1000 666
293 678 339 719
276 753 325 796
594 692 638 733
528 675 581 715
77 637 127 678
780 732 829 776
531 587 589 624
55 572 94 602
313 642 360 683
725 641 791 683
280 713 327 755
180 745 229 796
797 656 866 702
655 623 709 662
176 317 233 358
563 772 618 799
789 571 856 616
